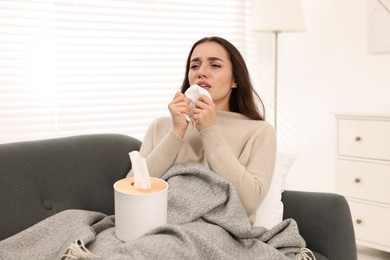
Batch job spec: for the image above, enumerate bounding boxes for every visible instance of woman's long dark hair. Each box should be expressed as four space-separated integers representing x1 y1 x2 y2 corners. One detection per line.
180 36 265 121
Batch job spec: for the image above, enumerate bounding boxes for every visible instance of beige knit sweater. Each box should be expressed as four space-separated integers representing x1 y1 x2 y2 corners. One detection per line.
139 111 276 224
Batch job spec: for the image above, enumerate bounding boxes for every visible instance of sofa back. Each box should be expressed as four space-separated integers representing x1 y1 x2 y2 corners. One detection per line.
0 134 141 240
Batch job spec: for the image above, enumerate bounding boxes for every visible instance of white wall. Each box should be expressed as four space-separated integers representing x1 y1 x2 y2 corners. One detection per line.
251 0 390 192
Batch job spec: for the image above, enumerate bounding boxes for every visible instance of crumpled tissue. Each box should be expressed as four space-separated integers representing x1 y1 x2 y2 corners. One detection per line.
184 84 212 121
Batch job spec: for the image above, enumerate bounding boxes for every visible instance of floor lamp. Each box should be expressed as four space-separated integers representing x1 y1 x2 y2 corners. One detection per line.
249 0 305 133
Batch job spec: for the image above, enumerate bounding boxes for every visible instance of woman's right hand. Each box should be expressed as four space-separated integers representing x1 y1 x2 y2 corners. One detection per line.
168 91 190 138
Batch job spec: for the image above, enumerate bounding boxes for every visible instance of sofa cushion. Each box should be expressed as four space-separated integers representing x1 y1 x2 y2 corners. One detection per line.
254 153 296 229
0 134 141 241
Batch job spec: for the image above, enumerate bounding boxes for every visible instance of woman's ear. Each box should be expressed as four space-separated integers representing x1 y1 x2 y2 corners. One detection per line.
232 80 237 88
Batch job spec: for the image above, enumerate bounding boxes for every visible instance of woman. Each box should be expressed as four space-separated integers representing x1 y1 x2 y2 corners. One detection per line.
138 36 276 224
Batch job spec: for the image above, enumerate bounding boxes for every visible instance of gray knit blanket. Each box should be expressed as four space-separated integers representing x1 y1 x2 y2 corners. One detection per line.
0 164 309 260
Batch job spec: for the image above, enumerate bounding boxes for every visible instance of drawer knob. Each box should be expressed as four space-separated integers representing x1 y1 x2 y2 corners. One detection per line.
354 178 361 183
356 219 362 225
355 136 361 142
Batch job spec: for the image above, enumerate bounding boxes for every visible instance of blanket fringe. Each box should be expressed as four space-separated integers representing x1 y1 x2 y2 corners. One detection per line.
61 239 97 259
296 247 316 260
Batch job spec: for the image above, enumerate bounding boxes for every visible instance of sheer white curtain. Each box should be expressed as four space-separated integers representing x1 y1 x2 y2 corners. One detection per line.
0 0 258 143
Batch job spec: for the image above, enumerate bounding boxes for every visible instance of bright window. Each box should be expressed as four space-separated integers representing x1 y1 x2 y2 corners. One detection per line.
0 0 258 143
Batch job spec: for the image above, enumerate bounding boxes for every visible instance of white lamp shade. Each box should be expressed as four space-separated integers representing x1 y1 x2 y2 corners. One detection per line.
249 0 306 32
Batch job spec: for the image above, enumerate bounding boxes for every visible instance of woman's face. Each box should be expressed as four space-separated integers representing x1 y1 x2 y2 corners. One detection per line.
188 41 237 111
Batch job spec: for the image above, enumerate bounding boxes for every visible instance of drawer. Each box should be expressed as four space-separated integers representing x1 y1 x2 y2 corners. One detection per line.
338 119 390 161
337 159 390 204
348 200 390 249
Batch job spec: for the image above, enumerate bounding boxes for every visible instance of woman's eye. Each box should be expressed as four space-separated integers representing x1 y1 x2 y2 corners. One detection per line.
211 64 221 68
190 64 199 70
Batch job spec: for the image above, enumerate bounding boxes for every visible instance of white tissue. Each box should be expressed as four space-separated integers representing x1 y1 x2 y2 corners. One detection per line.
184 84 212 121
129 151 151 189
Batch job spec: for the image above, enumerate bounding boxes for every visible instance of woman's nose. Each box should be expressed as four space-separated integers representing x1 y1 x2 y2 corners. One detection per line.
197 65 207 78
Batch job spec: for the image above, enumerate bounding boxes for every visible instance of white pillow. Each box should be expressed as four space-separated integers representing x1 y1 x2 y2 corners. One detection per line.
254 153 296 229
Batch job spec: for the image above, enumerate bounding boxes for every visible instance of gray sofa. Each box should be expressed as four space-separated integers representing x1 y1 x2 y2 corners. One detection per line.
0 134 357 259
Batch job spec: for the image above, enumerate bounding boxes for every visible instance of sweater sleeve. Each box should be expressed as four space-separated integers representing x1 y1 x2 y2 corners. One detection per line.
139 118 185 178
200 123 276 218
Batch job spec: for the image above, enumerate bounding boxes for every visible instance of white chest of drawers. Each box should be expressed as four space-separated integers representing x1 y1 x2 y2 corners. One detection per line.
335 113 390 253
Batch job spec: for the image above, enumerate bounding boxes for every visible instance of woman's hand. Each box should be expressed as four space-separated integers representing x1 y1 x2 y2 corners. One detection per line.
168 91 190 138
192 95 216 132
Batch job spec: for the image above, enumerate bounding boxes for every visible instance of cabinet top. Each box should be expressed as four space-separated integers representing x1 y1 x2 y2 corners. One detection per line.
334 112 390 120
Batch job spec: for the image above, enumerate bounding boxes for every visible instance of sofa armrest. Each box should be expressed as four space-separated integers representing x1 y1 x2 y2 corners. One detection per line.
282 190 357 260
